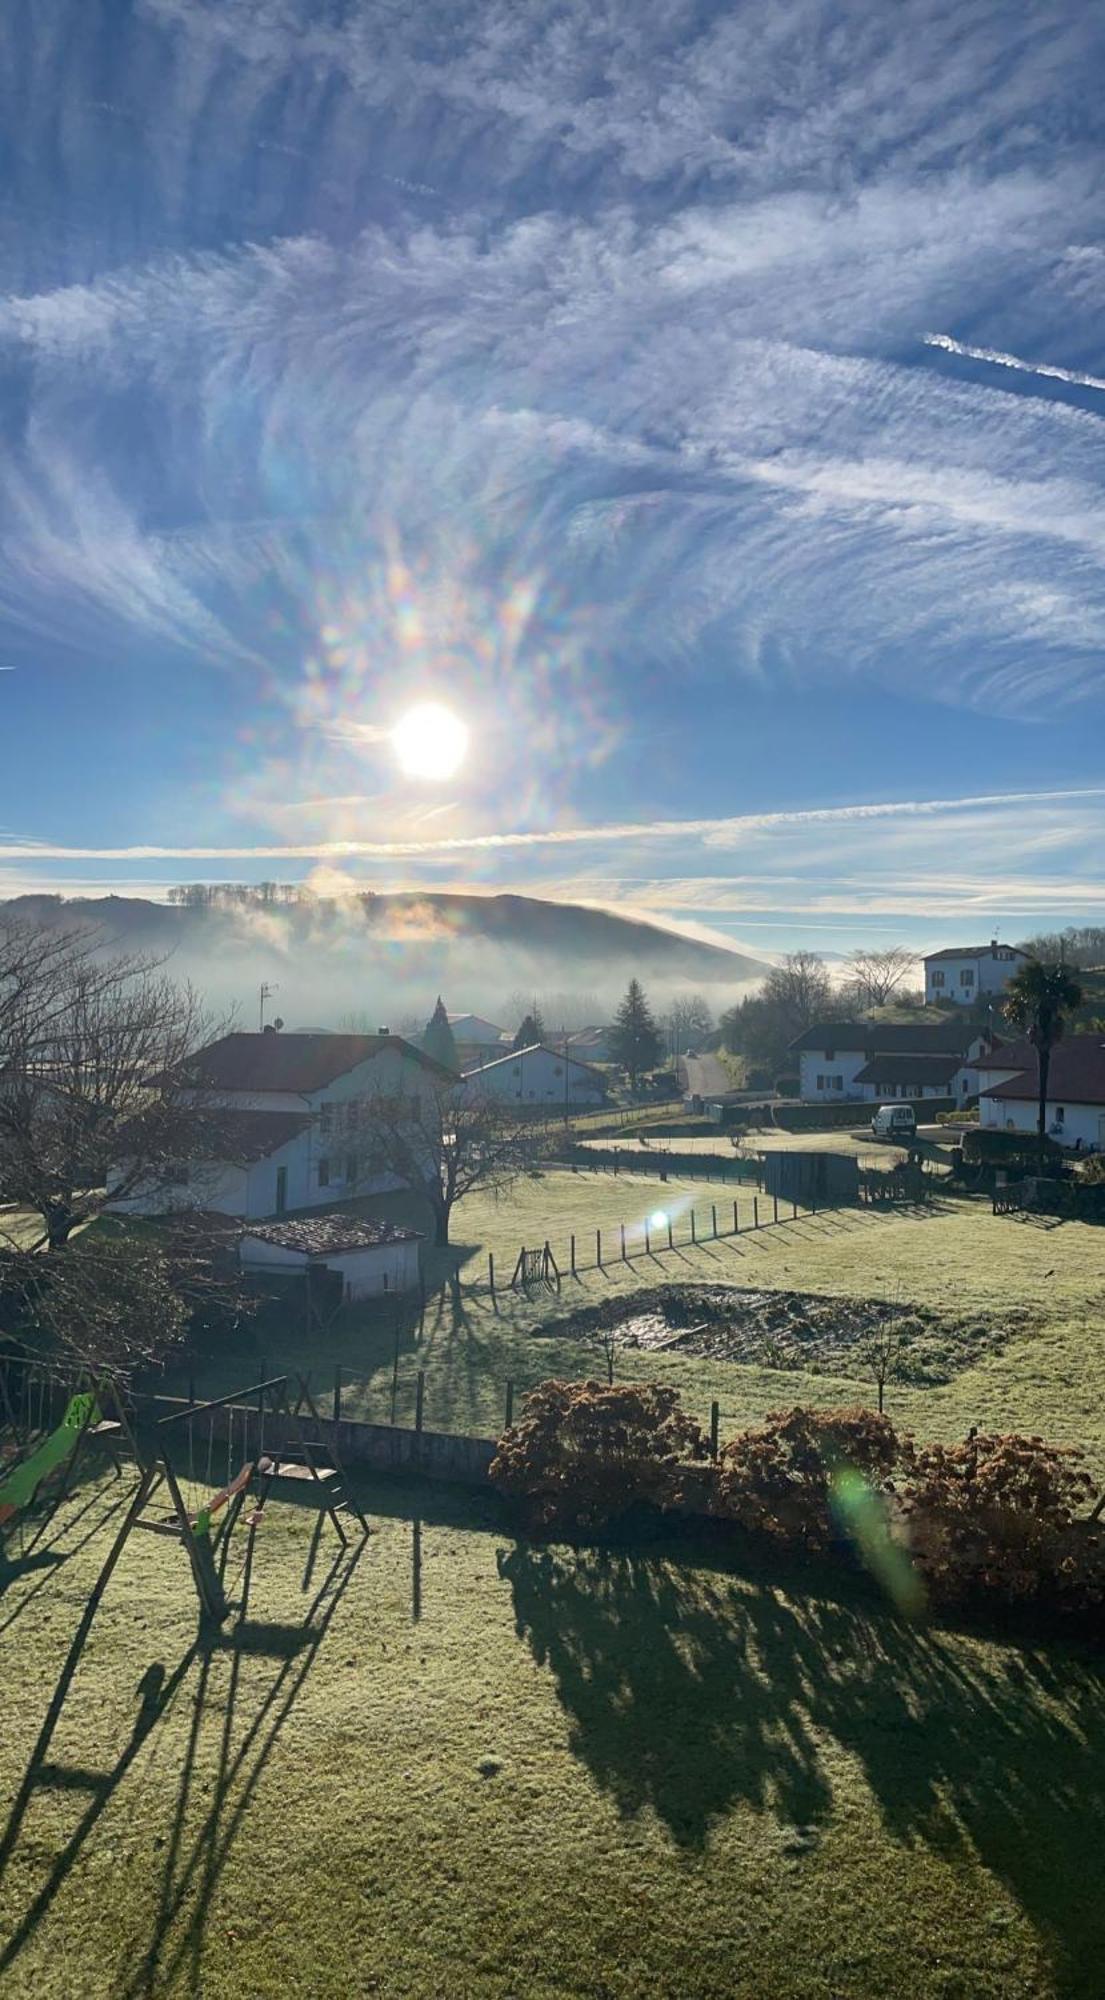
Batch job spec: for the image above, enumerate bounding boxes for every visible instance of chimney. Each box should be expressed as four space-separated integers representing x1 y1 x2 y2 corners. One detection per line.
377 1026 390 1036
990 938 998 954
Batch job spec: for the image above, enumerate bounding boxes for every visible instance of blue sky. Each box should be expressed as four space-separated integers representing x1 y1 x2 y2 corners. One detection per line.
1 0 1105 958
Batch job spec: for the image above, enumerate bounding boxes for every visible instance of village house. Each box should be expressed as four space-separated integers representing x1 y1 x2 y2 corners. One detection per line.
107 1028 453 1220
460 1042 608 1111
923 940 1028 1007
977 1036 1105 1151
789 1020 996 1105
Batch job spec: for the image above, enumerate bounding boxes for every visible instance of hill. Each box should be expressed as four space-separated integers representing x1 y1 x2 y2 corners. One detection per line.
0 890 768 1023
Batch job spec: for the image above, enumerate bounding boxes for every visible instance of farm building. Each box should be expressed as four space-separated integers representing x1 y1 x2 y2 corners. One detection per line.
460 1043 607 1111
762 1151 860 1205
239 1214 423 1298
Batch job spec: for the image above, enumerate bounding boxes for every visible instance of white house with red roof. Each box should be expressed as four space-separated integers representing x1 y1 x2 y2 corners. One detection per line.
108 1028 452 1219
977 1036 1105 1151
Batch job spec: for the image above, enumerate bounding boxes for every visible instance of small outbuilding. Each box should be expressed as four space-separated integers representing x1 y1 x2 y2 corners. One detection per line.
762 1150 860 1206
239 1213 423 1300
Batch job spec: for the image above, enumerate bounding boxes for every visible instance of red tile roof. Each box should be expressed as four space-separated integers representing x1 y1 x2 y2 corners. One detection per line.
181 1031 453 1093
981 1038 1105 1106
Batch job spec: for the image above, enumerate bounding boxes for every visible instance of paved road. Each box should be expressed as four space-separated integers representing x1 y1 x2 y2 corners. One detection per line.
679 1051 733 1099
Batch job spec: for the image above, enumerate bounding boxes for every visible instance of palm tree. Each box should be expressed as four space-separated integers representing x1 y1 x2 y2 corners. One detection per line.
1003 959 1083 1172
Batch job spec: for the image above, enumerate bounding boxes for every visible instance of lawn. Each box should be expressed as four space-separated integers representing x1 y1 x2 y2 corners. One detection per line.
165 1167 1105 1484
1 1468 1103 1998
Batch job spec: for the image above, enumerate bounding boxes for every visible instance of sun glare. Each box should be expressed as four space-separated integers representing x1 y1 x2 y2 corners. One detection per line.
391 701 469 781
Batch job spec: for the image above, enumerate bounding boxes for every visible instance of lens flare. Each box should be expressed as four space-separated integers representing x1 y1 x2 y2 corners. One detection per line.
649 1209 668 1231
391 702 469 781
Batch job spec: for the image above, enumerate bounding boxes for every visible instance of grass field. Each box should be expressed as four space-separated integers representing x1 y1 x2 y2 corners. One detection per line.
2 1469 1104 1999
163 1168 1105 1483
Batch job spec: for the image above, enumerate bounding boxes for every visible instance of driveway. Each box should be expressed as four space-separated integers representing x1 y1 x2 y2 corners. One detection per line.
679 1051 733 1099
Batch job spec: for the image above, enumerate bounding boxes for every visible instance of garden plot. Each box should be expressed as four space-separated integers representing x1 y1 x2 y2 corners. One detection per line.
535 1283 1031 1385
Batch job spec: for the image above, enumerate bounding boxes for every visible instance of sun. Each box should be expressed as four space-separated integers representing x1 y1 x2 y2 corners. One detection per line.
391 701 470 781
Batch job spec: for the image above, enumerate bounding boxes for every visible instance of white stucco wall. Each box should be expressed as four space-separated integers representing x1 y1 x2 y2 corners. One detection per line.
980 1096 1105 1149
798 1048 867 1100
925 947 1025 1006
240 1234 422 1296
462 1046 605 1107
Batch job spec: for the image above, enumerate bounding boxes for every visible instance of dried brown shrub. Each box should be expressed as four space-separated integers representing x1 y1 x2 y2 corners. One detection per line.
489 1378 706 1531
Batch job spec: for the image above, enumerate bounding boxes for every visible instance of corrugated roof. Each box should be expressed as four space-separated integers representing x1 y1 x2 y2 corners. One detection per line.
981 1038 1105 1106
242 1213 423 1254
181 1030 454 1093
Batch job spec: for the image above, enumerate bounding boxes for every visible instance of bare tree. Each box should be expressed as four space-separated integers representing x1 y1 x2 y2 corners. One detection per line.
349 1080 548 1247
845 947 918 1010
0 943 225 1250
663 994 715 1054
857 1318 914 1414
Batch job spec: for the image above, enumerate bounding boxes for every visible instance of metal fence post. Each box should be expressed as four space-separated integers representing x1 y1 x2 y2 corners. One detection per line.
505 1379 514 1429
710 1401 720 1461
711 1202 718 1239
333 1366 342 1425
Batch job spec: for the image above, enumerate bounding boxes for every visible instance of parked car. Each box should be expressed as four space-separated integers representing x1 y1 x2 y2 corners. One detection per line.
871 1104 917 1139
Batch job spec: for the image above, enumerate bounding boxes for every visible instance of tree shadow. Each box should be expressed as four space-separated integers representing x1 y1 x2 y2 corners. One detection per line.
498 1541 1105 1980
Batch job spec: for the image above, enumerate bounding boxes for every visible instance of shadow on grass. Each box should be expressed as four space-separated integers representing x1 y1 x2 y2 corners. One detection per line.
498 1540 1105 1981
0 1505 364 1994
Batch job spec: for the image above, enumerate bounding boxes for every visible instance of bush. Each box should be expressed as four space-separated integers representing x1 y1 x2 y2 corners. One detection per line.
905 1431 1103 1610
489 1379 706 1531
773 1074 800 1097
962 1127 1063 1168
712 1406 906 1554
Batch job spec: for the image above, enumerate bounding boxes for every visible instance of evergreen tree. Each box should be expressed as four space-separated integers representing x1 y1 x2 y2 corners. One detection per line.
610 978 662 1091
513 1010 546 1051
423 997 459 1074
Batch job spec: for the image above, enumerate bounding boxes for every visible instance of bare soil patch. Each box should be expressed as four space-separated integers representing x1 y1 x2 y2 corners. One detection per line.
535 1283 1031 1384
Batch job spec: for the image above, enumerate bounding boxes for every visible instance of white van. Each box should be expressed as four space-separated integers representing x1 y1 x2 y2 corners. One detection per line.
871 1104 916 1139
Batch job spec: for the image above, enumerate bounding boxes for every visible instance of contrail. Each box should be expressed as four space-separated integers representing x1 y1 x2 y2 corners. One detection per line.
923 332 1105 395
2 787 1102 865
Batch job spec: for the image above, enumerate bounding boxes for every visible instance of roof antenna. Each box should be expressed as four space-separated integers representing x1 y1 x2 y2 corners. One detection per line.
259 980 279 1031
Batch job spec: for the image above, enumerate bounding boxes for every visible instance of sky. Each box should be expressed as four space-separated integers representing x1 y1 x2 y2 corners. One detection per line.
1 0 1105 960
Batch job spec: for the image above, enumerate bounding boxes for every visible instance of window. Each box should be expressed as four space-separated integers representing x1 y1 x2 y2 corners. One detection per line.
816 1074 825 1091
824 1048 835 1062
319 1102 332 1134
834 1076 843 1091
931 970 945 988
318 1157 330 1187
1055 1107 1066 1126
960 969 975 987
554 1064 562 1076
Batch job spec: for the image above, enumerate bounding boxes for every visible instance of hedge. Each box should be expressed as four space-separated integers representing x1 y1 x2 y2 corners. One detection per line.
772 1097 956 1133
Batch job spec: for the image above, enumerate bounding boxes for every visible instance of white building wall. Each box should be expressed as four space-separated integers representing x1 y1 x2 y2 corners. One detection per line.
981 1097 1105 1149
798 1048 867 1101
105 1157 251 1217
463 1046 605 1107
239 1235 422 1296
925 946 1025 1006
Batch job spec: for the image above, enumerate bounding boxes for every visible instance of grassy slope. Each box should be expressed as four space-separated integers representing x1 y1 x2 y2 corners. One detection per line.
2 1472 1103 1999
